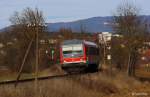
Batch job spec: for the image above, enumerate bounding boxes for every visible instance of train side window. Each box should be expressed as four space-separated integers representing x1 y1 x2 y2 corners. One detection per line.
89 47 92 55
96 48 99 55
86 46 99 55
89 47 95 55
90 47 99 55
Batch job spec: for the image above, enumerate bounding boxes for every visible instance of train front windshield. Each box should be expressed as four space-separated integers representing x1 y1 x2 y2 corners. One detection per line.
62 45 83 58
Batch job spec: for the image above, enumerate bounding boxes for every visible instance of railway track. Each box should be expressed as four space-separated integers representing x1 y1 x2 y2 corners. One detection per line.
0 71 99 86
1 69 149 86
0 74 67 85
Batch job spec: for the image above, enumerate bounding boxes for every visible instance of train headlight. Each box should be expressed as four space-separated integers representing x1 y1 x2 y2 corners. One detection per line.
80 58 86 63
83 60 86 63
141 57 146 60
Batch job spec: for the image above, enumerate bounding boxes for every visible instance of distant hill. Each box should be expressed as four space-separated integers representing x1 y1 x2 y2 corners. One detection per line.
0 25 14 33
1 16 150 33
46 16 113 33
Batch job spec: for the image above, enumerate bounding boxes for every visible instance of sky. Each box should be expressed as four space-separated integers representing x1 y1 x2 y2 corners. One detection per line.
0 0 150 29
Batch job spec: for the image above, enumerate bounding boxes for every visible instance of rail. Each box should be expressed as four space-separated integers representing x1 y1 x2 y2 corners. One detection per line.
0 72 96 85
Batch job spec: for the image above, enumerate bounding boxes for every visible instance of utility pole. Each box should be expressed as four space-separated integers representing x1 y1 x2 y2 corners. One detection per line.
35 24 39 94
107 46 112 77
104 43 106 66
34 23 46 95
102 34 106 67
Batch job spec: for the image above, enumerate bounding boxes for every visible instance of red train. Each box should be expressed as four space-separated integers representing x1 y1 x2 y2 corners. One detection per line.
60 39 100 72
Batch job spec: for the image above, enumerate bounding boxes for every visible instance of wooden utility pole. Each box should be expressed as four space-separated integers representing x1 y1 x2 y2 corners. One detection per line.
104 43 106 66
15 38 34 87
35 25 39 94
102 34 106 67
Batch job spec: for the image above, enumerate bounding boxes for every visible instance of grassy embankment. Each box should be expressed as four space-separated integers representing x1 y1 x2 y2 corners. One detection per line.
0 68 149 97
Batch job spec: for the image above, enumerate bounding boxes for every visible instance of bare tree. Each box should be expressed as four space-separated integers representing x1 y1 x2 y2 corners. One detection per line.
112 2 148 76
10 7 45 39
59 28 73 40
10 7 45 70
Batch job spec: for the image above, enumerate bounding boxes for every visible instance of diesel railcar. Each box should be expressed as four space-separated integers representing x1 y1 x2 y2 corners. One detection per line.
60 39 100 72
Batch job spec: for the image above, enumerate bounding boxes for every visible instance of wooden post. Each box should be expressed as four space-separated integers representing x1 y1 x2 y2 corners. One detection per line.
127 53 131 76
35 25 39 94
15 38 34 87
104 44 106 66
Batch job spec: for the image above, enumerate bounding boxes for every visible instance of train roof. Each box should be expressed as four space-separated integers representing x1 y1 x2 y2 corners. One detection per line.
62 39 98 47
84 41 98 47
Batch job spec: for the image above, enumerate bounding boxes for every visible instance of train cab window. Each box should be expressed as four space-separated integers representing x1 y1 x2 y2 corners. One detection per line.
62 45 84 58
63 50 72 54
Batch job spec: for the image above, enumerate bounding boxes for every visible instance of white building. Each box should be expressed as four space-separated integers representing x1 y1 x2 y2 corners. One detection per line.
98 32 112 44
98 32 123 44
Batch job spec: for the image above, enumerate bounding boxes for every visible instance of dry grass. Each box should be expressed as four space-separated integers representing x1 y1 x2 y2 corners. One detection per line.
135 67 150 78
0 78 102 97
0 70 150 97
